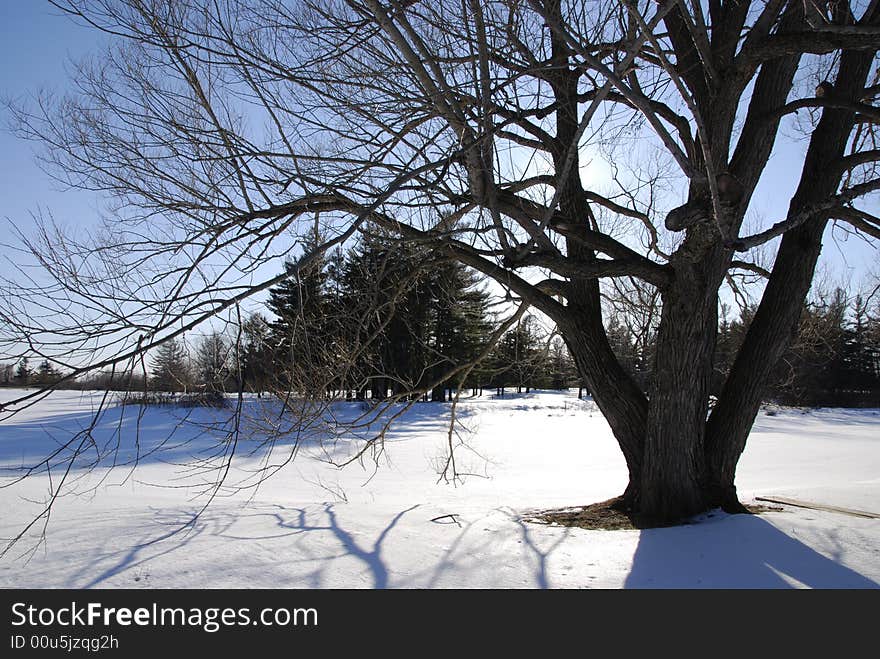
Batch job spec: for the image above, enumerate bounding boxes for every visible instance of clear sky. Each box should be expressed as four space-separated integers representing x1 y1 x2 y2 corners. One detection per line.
1 1 877 309
1 2 106 234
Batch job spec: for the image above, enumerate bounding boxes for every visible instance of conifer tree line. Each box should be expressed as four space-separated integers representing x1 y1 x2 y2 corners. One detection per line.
243 231 574 401
604 283 880 408
0 231 573 399
4 250 879 408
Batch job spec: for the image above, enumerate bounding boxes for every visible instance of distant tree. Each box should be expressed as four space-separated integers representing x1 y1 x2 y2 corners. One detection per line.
34 360 62 387
831 294 880 405
267 246 334 395
772 288 847 405
605 315 642 385
487 315 545 395
195 332 230 393
150 339 190 393
0 363 14 386
781 289 880 406
74 368 147 392
237 313 273 394
711 303 756 398
426 260 493 401
14 358 31 387
544 337 578 391
341 233 437 399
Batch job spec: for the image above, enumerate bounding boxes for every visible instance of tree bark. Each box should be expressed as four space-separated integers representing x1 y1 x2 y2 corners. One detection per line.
639 262 717 523
705 45 876 511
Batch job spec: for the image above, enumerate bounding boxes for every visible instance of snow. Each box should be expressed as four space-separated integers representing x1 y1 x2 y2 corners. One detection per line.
0 388 878 588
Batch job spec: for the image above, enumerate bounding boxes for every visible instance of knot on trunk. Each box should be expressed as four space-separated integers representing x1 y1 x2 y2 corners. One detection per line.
665 200 710 231
664 172 744 232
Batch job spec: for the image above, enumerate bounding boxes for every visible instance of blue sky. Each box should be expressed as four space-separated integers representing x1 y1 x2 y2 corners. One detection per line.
1 2 106 231
1 1 876 307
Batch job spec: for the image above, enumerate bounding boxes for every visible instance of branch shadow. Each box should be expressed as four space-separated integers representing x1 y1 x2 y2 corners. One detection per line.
70 509 209 588
259 503 419 588
511 514 570 589
624 513 880 588
0 398 468 476
62 502 420 589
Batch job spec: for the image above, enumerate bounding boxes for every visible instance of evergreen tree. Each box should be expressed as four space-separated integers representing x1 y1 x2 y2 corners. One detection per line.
606 315 639 380
14 357 31 386
340 233 430 400
266 246 331 394
196 332 230 393
0 363 13 386
336 231 493 401
545 337 578 390
817 293 880 406
773 288 847 405
150 339 190 392
425 260 493 400
237 313 273 394
713 303 754 398
35 359 62 386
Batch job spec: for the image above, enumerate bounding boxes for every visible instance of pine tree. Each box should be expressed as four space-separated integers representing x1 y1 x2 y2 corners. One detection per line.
773 288 847 405
150 339 190 392
425 260 492 400
35 359 62 386
335 231 493 401
266 246 330 394
340 233 427 399
237 313 273 394
14 357 31 386
545 337 578 390
195 332 230 393
0 363 13 386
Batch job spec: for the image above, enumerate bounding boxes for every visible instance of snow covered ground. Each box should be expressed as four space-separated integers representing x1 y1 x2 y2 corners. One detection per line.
0 388 877 589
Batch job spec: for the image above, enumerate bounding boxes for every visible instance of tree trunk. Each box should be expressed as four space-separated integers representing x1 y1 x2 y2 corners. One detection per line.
639 270 716 523
704 220 826 511
704 45 875 512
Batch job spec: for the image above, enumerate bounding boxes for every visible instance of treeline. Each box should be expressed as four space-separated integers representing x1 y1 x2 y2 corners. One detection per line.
0 358 66 388
606 286 880 408
3 239 878 408
234 232 582 400
1 231 579 400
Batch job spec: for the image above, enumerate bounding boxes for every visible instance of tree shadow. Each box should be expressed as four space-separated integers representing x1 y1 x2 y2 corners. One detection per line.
69 508 209 588
0 398 466 476
61 502 419 589
624 513 879 588
260 503 419 588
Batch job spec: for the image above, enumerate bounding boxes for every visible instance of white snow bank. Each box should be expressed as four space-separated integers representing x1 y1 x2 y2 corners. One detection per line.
0 389 877 588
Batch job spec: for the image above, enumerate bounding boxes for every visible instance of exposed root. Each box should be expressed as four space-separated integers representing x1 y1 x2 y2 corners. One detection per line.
526 496 780 530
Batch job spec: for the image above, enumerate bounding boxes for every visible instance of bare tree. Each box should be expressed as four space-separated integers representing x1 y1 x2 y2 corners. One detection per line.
2 0 879 525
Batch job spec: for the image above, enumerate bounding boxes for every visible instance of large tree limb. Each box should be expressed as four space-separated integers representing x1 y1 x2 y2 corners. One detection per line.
742 30 880 65
504 251 672 286
835 207 880 239
726 178 880 251
764 97 880 124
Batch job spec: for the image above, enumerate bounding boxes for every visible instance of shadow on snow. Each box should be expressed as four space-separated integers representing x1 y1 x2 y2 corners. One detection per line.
624 513 878 588
0 397 465 476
